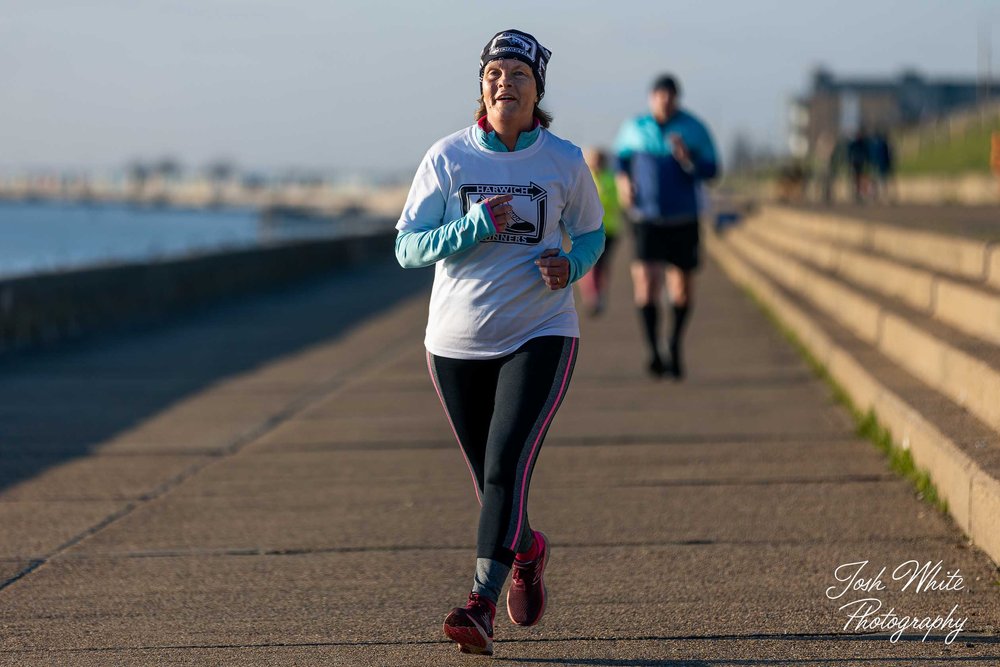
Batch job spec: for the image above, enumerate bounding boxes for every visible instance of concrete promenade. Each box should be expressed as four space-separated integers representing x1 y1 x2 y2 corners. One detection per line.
1 245 998 665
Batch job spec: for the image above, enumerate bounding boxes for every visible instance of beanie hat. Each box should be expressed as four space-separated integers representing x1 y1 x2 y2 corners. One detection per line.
479 29 552 99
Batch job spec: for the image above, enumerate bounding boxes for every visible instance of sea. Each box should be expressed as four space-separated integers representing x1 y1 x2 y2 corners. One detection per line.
0 200 378 280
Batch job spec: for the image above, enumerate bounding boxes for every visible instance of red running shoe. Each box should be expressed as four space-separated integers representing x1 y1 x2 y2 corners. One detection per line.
507 530 549 626
443 592 495 656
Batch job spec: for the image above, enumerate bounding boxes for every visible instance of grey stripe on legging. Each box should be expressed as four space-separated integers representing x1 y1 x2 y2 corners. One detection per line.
426 350 483 505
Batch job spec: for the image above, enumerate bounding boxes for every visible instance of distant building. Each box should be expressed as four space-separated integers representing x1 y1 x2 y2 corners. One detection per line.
789 68 1000 158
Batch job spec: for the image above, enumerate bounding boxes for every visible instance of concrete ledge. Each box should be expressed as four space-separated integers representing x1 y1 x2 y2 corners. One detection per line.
728 227 1000 435
769 208 869 246
706 228 997 565
748 214 1000 347
767 205 991 282
988 247 1000 290
746 220 936 312
743 221 841 271
894 173 1000 206
729 227 883 343
0 227 395 356
869 225 988 282
930 279 1000 347
838 251 936 313
867 382 976 534
877 313 1000 432
971 471 1000 561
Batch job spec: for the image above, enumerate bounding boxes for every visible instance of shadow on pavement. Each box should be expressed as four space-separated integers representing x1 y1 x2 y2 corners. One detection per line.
0 257 430 495
496 659 711 666
491 633 999 665
498 660 995 666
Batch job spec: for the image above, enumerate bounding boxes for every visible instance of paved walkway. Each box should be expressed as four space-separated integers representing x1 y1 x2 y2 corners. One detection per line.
1 243 998 665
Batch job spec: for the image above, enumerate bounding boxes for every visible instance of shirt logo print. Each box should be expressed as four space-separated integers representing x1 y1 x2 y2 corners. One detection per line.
488 33 537 62
459 182 548 245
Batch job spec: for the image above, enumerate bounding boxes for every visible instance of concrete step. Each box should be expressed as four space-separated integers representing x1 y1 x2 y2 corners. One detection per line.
706 227 1000 566
744 215 1000 347
766 205 1000 288
725 223 1000 436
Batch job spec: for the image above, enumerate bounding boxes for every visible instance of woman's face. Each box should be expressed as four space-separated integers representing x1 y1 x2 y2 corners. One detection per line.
481 58 537 128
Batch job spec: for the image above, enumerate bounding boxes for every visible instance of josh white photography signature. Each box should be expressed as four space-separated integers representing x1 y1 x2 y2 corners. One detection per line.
826 560 969 644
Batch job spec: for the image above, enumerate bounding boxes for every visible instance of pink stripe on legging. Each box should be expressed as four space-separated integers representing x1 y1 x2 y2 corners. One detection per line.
510 337 577 550
426 351 482 505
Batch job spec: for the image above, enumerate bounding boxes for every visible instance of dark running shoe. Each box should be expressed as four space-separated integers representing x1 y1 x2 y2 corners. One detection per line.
443 592 495 656
507 530 550 626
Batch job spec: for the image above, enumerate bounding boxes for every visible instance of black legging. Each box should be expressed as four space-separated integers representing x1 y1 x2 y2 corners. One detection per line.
427 335 578 566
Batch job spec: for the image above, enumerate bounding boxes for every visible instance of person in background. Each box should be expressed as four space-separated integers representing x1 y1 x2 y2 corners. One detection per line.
847 129 870 203
614 74 719 379
869 129 894 203
395 29 604 657
578 148 620 316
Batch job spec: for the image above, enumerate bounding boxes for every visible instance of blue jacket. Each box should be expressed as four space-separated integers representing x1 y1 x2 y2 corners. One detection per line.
614 110 718 224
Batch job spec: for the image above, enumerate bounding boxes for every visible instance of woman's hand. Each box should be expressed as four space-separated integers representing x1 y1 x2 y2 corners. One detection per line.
484 194 514 233
535 248 570 290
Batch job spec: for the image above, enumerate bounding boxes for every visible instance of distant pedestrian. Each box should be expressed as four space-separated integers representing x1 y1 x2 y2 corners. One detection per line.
578 148 621 316
869 129 894 203
847 129 870 203
395 29 604 657
614 74 719 379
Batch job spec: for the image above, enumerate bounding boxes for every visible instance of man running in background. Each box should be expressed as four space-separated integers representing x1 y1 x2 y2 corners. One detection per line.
614 74 719 379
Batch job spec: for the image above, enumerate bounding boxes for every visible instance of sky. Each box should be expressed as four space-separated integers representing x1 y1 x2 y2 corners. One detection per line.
2 0 998 178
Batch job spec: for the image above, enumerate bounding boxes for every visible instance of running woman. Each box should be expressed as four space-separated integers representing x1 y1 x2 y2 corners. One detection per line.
395 29 604 657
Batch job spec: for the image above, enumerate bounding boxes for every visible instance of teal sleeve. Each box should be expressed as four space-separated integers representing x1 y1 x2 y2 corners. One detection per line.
613 118 639 159
395 203 496 268
559 226 606 284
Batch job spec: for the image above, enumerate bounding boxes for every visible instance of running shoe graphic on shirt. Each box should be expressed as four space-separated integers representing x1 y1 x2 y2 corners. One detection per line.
502 207 536 235
459 182 547 245
473 195 536 235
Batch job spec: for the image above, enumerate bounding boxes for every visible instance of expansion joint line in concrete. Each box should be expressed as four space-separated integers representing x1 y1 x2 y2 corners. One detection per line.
32 533 957 564
0 327 421 596
270 432 865 452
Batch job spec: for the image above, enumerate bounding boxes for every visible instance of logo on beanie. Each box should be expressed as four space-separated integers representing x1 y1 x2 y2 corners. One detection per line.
488 32 537 62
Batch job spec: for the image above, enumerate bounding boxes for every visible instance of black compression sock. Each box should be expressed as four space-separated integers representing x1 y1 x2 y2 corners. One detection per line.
669 304 690 378
639 304 662 372
670 304 690 343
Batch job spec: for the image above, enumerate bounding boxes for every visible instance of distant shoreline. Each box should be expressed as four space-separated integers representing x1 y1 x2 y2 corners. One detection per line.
0 180 409 219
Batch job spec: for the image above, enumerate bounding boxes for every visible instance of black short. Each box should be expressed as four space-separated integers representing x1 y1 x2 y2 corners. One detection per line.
633 221 700 270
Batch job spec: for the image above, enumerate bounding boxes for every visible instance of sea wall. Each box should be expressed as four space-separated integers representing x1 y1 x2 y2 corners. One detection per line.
0 227 395 355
